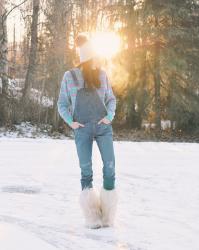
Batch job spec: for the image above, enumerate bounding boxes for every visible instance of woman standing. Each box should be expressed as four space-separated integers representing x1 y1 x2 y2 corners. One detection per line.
57 34 118 229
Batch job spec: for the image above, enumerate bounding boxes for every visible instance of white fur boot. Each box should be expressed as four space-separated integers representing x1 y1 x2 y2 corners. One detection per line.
100 188 118 227
79 188 102 229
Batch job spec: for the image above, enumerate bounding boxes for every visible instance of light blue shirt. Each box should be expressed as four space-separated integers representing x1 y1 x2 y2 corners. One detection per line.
57 67 117 127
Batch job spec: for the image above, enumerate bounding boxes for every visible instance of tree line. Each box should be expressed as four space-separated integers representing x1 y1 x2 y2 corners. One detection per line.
0 0 199 137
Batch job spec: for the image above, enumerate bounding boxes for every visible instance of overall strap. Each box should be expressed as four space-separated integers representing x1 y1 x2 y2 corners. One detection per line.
69 68 86 88
69 69 79 87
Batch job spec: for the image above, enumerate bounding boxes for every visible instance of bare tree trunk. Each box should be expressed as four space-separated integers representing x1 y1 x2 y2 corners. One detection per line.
136 50 147 130
0 1 11 126
154 41 161 138
11 23 17 79
49 0 70 130
22 0 39 102
153 14 161 138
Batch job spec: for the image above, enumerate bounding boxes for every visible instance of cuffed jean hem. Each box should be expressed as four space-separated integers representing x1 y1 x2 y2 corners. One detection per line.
81 181 93 190
103 178 115 190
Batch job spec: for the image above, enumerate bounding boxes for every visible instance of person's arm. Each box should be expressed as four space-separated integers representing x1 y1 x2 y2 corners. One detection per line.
104 72 116 122
57 71 73 127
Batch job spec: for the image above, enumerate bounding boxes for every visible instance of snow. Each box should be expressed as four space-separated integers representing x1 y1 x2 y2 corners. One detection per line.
0 137 199 250
0 223 56 250
141 120 176 130
0 122 67 139
0 78 53 107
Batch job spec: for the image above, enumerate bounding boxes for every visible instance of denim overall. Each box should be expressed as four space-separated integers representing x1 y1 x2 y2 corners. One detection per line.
70 69 115 191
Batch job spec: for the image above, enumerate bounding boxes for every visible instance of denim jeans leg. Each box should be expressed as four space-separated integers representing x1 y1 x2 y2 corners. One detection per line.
95 124 115 190
74 128 94 190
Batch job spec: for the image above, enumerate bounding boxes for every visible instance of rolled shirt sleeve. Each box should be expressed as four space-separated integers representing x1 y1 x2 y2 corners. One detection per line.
104 72 117 122
57 72 73 127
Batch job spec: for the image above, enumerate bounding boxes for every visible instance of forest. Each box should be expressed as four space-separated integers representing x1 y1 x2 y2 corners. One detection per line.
0 0 199 140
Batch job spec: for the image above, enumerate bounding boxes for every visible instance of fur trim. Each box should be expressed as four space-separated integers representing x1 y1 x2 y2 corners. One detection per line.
100 188 118 227
79 188 102 229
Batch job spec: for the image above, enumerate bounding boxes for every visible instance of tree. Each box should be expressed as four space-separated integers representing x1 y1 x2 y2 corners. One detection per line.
0 0 10 126
0 0 28 126
43 0 73 129
144 0 199 132
22 0 40 102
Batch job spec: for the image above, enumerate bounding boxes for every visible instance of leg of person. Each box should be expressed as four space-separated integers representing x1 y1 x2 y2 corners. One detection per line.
95 124 118 227
74 127 93 189
95 124 115 190
74 127 102 229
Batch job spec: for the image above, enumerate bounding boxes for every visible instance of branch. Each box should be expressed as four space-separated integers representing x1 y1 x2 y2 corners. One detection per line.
3 0 29 20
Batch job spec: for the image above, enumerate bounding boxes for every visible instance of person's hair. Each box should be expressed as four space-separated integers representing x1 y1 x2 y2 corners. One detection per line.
77 59 101 89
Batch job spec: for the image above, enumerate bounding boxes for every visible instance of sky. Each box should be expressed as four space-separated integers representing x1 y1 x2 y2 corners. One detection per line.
7 1 25 43
7 11 23 43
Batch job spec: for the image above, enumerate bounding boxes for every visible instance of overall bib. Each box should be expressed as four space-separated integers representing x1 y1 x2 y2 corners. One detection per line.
69 69 115 190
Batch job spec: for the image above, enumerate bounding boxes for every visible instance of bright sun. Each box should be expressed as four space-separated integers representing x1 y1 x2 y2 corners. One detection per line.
90 32 121 59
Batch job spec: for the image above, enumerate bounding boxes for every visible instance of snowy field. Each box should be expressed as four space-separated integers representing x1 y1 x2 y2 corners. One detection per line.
0 137 199 250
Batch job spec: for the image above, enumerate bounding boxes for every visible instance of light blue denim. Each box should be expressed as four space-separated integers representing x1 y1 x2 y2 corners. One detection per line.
73 120 115 191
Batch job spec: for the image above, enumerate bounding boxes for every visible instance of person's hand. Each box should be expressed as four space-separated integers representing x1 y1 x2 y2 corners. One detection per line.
70 122 85 130
97 117 111 125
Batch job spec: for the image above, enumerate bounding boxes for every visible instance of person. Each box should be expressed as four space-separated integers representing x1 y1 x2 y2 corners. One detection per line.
57 33 118 229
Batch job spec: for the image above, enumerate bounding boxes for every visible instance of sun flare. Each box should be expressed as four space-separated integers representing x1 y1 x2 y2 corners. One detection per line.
90 32 121 59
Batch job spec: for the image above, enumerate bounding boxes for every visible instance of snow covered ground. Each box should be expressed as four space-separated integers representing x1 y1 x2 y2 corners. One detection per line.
0 122 67 139
0 137 199 250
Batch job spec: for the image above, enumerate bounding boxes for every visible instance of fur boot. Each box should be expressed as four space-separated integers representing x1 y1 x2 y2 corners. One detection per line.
79 187 102 229
100 188 118 227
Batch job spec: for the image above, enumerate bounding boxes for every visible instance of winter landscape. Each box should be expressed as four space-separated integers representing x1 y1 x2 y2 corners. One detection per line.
1 1 199 250
0 134 199 250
